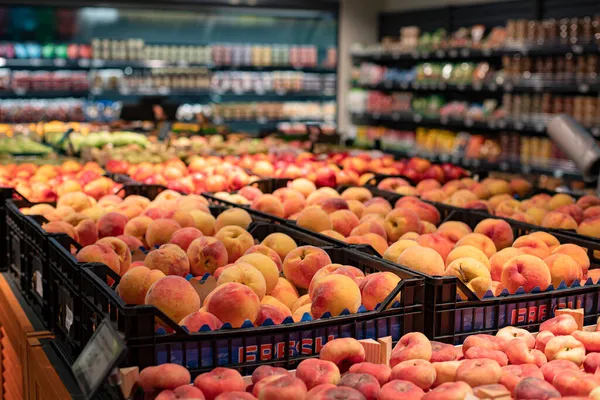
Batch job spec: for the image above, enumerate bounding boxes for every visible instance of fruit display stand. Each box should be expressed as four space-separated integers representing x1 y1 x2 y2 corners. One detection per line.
0 272 54 400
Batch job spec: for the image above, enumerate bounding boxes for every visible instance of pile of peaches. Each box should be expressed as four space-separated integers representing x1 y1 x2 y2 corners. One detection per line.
22 189 404 330
376 174 600 241
0 160 121 202
222 180 594 298
134 313 600 399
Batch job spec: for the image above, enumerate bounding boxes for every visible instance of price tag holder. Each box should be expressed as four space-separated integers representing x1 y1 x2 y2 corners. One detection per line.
72 320 127 400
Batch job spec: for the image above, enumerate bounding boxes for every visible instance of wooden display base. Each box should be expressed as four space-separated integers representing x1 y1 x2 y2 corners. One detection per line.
0 274 53 399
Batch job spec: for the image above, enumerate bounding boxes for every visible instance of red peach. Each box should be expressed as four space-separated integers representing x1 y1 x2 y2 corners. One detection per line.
500 254 551 294
138 364 191 396
338 373 380 400
348 362 391 386
455 358 501 386
422 381 472 400
539 314 578 336
390 359 436 390
464 346 508 366
514 377 560 399
379 380 425 400
193 368 245 400
179 310 222 332
390 332 432 368
295 358 340 389
430 341 459 362
319 338 365 373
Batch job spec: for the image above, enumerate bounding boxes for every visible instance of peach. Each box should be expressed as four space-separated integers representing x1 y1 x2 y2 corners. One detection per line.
138 364 191 396
291 294 311 312
421 189 446 203
292 303 312 322
544 335 585 366
319 338 366 373
577 195 600 210
512 235 550 259
556 204 584 224
529 231 561 251
462 334 506 353
514 377 560 399
454 233 497 258
320 198 349 214
553 370 600 397
308 386 366 399
535 330 555 353
416 179 442 194
539 314 578 336
269 278 299 310
496 326 535 349
416 233 453 262
350 220 387 240
540 359 579 384
244 245 283 271
62 212 88 227
510 212 536 224
474 218 514 250
432 361 461 387
397 246 445 276
42 221 78 242
189 210 216 236
310 274 361 318
77 243 121 276
295 358 340 389
379 380 424 400
486 179 511 196
217 262 267 299
525 207 548 225
501 254 551 293
155 385 206 400
169 227 203 252
340 187 372 202
390 359 436 390
437 221 472 243
360 271 401 310
169 210 195 229
74 219 99 247
577 215 600 238
187 237 228 276
146 219 181 249
254 304 287 326
384 240 420 262
179 310 222 332
296 206 332 233
116 266 165 305
395 197 441 225
347 200 365 218
309 264 364 293
251 365 289 384
358 233 389 256
288 178 316 198
552 244 590 276
455 358 501 386
214 226 254 263
57 191 93 212
544 254 583 287
445 245 490 270
499 364 543 395
430 342 459 363
510 178 532 197
193 368 245 400
584 205 600 220
306 189 338 207
236 253 279 294
384 208 421 242
504 338 547 366
145 244 190 277
420 221 437 234
256 375 307 400
329 210 360 237
320 230 346 241
549 193 575 210
571 330 600 352
584 352 600 373
282 246 332 289
445 257 492 299
465 346 508 366
124 216 153 245
400 232 420 240
145 276 200 325
261 295 292 317
349 362 391 386
204 282 260 328
214 208 253 231
448 189 478 208
116 234 144 256
422 381 472 400
390 332 432 367
261 233 297 261
542 211 578 230
96 212 127 238
337 373 380 399
495 199 521 217
97 237 132 274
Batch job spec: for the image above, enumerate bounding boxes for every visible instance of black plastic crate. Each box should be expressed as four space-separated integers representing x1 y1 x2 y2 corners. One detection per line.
78 246 424 377
391 210 600 345
364 172 417 187
1 187 29 273
47 207 352 366
116 183 169 201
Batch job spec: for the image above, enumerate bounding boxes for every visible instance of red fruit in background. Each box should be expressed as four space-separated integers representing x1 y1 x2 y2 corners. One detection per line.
422 165 445 183
315 167 337 188
106 160 129 174
168 180 194 194
401 168 422 183
407 157 431 173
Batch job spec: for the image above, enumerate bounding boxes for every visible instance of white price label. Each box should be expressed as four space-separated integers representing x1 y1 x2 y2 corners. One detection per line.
92 59 105 67
78 59 91 67
579 84 589 93
554 169 564 178
65 305 74 333
257 117 268 124
35 272 43 297
54 58 66 67
30 59 42 66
